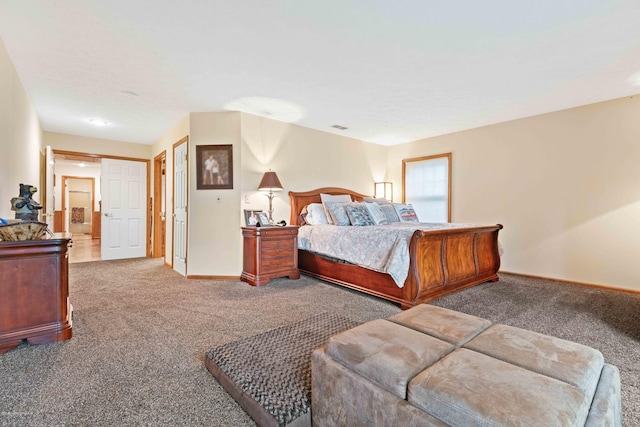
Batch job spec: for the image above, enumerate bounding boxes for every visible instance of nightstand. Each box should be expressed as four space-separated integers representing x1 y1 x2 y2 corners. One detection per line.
240 226 300 286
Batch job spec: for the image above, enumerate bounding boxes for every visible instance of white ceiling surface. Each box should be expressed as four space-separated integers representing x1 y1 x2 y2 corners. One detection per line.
1 1 640 146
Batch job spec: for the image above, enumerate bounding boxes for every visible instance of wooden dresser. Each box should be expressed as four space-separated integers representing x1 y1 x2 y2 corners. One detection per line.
0 233 73 355
240 226 300 286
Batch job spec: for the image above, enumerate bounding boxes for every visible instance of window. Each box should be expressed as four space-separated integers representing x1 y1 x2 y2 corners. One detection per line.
402 153 451 222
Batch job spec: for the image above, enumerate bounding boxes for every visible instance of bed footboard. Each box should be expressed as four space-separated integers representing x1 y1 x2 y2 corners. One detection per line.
402 224 503 308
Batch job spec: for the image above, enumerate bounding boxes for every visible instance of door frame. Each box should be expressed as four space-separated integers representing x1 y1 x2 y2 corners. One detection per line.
53 149 151 257
153 150 167 259
171 136 189 271
61 176 95 235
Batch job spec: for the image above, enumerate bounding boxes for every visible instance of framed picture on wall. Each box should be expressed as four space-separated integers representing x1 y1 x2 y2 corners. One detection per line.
196 144 233 190
244 209 262 227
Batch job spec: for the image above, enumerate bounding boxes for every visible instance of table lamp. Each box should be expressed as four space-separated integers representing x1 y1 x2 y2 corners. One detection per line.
258 171 283 224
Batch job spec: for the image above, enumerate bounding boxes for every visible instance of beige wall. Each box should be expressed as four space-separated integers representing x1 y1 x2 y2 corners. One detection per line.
240 113 388 224
187 112 242 276
44 132 151 159
0 38 43 219
152 111 389 277
388 95 640 291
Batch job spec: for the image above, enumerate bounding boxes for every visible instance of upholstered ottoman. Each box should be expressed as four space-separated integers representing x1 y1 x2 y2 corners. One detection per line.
312 305 621 426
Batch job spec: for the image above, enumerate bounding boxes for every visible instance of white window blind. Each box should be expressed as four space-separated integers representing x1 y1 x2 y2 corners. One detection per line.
403 154 451 223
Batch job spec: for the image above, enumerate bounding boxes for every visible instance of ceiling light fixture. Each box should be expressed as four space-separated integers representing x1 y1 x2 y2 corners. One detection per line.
88 118 108 126
78 162 86 168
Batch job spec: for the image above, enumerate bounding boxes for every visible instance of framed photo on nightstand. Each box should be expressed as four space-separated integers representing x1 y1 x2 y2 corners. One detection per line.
257 212 270 227
244 209 262 227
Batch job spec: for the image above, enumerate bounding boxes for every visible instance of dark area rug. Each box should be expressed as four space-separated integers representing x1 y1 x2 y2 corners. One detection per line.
204 312 359 427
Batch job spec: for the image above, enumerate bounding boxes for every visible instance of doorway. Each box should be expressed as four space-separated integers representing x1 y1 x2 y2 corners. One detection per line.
61 176 100 263
51 149 151 262
153 151 167 259
62 176 95 235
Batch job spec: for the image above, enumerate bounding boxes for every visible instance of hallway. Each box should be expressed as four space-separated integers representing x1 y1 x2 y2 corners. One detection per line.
68 234 100 263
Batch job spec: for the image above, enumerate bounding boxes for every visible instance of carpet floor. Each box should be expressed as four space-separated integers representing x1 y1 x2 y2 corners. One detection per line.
0 258 638 426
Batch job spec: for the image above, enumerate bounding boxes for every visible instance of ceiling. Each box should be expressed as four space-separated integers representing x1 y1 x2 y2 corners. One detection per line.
1 1 639 146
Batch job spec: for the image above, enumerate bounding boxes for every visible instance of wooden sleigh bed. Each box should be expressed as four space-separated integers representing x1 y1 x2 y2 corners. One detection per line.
289 187 503 309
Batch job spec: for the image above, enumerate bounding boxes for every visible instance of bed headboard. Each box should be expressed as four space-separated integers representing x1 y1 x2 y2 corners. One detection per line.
288 187 371 226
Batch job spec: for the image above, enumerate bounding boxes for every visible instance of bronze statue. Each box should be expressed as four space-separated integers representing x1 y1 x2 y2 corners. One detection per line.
10 183 43 221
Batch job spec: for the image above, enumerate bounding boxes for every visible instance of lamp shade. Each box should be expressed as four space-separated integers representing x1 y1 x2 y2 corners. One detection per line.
257 171 283 191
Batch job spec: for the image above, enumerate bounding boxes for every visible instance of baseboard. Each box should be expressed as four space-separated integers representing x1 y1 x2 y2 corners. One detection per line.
164 261 172 269
186 275 240 281
499 270 640 295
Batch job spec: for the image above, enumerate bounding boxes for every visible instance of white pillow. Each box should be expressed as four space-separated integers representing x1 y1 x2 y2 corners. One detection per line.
305 203 329 225
320 193 352 204
364 202 389 225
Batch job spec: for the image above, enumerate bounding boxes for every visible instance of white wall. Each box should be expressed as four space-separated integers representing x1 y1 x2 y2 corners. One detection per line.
0 38 43 219
388 95 640 291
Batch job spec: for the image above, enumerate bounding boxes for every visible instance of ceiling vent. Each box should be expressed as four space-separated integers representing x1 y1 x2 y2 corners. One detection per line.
331 124 348 130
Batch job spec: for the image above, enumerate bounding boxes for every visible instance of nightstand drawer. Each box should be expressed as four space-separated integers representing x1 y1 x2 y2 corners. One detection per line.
261 239 294 250
262 247 294 259
262 257 295 270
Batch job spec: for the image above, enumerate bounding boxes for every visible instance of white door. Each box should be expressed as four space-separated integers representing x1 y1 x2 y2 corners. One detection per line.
64 181 69 232
45 146 55 229
101 158 147 260
173 141 187 276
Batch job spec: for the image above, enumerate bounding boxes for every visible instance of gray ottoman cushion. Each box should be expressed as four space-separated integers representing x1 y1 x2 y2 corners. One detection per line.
464 324 604 397
325 319 454 399
584 364 622 427
312 348 449 427
409 348 592 427
389 304 491 346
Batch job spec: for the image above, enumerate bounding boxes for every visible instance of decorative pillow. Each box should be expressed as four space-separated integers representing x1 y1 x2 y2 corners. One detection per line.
394 203 419 223
380 204 400 223
364 202 389 225
320 194 352 224
305 203 329 225
345 203 375 226
363 197 392 205
323 202 351 226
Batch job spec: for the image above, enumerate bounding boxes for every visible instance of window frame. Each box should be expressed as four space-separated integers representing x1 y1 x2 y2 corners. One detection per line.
402 152 452 223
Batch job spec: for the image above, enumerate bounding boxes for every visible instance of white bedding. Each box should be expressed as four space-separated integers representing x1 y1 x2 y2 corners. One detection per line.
297 223 479 288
